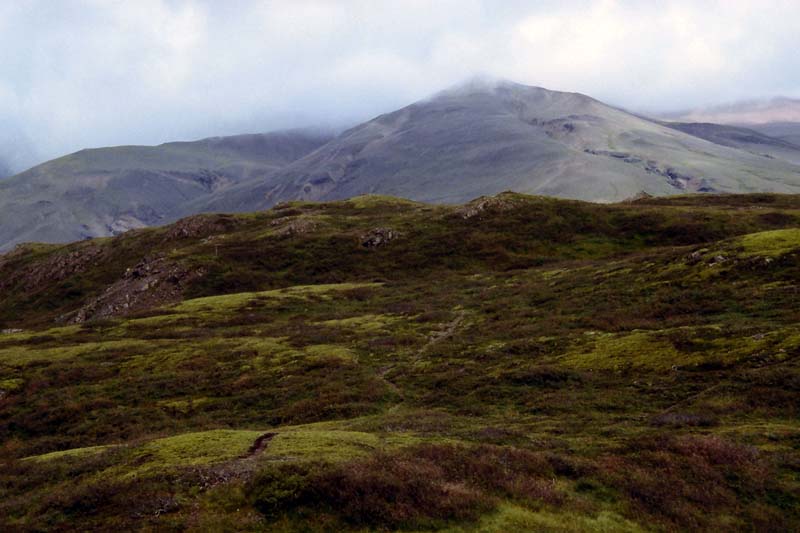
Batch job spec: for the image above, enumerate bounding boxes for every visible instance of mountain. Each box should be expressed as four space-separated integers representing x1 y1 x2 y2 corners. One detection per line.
662 121 800 165
5 80 800 252
1 193 799 530
663 98 800 157
0 130 332 250
750 122 800 146
667 96 800 125
202 80 800 212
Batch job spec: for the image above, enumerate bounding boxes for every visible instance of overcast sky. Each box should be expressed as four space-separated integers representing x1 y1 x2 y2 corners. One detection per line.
2 0 800 169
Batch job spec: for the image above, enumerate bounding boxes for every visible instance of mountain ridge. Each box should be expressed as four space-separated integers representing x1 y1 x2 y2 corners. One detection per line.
5 80 800 250
0 129 333 250
201 80 800 213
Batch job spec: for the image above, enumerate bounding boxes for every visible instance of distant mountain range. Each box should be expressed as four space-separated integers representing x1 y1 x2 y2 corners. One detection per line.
664 97 800 150
2 79 800 250
666 96 800 125
0 131 332 250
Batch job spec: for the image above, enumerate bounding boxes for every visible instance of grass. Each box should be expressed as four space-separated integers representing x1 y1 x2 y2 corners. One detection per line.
736 228 800 257
24 445 113 463
0 193 799 531
264 428 385 463
131 429 266 469
439 504 644 533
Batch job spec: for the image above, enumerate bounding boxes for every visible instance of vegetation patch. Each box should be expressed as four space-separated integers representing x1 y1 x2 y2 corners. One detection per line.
130 429 265 470
24 444 114 463
1 193 799 530
736 228 800 257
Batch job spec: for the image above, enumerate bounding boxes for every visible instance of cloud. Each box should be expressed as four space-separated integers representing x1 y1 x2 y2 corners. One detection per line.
1 0 799 169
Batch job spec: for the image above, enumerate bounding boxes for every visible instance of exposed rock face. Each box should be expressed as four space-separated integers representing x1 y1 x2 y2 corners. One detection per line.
0 244 107 293
68 256 205 323
457 194 522 219
361 228 400 248
623 191 655 203
270 216 319 237
164 214 242 241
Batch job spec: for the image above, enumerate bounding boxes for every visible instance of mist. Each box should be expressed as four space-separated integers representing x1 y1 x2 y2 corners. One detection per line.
2 0 800 171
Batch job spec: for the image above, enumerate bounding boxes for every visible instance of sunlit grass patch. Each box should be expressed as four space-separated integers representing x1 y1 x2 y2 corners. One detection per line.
302 344 359 364
736 228 800 257
131 429 265 469
0 339 157 366
0 325 83 346
438 504 644 533
157 397 213 414
24 444 114 463
559 326 797 371
346 194 426 209
0 377 24 393
318 313 401 333
168 282 383 317
260 427 421 463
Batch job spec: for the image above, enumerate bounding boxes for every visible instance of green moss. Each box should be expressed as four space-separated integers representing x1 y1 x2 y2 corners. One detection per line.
0 339 157 366
737 228 800 257
319 313 401 332
263 428 422 463
559 326 793 371
132 429 266 469
439 504 644 533
158 397 212 414
0 325 82 343
0 377 24 392
170 282 382 316
347 195 425 209
264 429 380 462
302 344 358 364
24 445 113 462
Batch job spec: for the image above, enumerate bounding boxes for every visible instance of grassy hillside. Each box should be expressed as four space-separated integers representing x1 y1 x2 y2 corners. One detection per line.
0 130 332 251
1 193 799 531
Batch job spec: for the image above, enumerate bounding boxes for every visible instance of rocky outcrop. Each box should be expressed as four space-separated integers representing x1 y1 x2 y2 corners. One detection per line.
270 216 319 237
164 214 242 241
361 228 401 248
0 244 107 293
457 194 522 220
68 256 205 323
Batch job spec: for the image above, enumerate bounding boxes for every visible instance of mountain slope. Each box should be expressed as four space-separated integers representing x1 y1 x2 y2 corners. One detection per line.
202 80 800 212
664 98 800 154
662 121 800 165
667 96 800 125
750 122 800 146
0 130 332 250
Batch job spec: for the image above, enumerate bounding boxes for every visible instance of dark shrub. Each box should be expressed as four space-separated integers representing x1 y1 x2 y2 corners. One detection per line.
650 411 719 428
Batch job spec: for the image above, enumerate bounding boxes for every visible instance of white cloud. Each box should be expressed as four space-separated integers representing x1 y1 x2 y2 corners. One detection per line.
0 0 799 169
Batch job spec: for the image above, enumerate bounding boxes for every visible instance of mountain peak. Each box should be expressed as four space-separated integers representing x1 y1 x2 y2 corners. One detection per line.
434 76 589 102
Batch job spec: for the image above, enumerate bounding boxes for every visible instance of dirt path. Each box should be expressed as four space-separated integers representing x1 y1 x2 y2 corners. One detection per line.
419 309 466 355
377 310 468 414
241 432 276 458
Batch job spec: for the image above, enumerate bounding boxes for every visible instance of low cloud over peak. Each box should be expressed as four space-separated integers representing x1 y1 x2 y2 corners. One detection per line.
1 0 800 170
